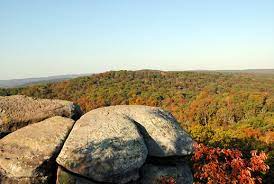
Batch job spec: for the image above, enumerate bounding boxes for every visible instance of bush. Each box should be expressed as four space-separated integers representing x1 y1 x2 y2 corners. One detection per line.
192 143 269 184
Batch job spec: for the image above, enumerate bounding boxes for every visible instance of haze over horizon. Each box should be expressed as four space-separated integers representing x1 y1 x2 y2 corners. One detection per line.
1 0 274 80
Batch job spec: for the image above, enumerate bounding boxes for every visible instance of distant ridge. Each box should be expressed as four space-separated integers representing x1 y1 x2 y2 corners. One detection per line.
0 69 273 88
0 74 91 88
197 69 274 74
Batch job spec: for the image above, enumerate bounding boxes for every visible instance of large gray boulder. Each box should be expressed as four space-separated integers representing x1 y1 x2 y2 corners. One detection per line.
0 95 82 137
0 116 75 184
57 108 148 184
57 105 193 183
140 163 193 184
107 105 193 157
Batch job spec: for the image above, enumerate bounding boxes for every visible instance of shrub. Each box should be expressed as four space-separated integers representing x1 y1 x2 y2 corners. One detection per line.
192 143 269 184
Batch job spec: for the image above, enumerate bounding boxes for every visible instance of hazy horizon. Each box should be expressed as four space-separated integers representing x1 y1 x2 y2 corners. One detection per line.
1 68 274 81
1 0 274 80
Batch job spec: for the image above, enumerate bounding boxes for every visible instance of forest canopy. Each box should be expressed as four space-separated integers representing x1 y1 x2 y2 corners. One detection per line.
1 70 273 181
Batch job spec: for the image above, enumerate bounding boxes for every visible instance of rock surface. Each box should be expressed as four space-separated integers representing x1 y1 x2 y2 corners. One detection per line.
0 116 75 184
105 105 193 157
57 108 148 183
56 167 99 184
140 163 193 184
0 95 82 137
56 166 100 184
57 105 193 183
0 98 194 184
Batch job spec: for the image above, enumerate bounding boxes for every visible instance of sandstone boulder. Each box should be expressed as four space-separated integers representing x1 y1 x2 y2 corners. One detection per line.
0 95 82 137
140 163 193 184
106 105 193 157
0 116 74 184
57 105 193 183
57 108 148 184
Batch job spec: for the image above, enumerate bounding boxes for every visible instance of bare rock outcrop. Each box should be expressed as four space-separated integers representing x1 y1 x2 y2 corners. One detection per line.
57 105 193 184
110 105 193 157
0 95 194 184
57 108 148 183
0 116 75 184
0 95 82 137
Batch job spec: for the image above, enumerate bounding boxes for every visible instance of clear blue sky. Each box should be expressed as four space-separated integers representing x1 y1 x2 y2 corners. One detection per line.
0 0 274 79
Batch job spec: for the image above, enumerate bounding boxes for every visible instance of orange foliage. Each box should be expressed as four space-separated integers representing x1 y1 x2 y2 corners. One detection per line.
243 128 261 139
159 176 176 184
192 143 269 184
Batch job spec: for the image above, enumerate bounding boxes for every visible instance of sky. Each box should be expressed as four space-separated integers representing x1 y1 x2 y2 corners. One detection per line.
0 0 274 80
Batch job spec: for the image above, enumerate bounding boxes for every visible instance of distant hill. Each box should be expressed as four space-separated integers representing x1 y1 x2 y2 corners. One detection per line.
190 69 274 74
213 69 274 74
0 74 91 88
1 69 273 88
